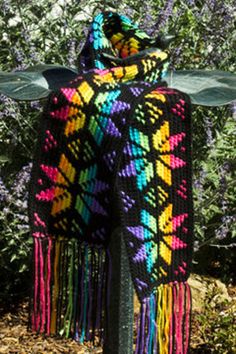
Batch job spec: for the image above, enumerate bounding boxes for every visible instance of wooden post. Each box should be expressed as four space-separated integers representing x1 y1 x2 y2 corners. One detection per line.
103 227 133 354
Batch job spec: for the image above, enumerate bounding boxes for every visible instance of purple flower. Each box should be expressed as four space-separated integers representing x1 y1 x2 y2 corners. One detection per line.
170 47 183 70
0 94 18 119
16 224 29 231
155 0 174 30
215 224 229 240
124 6 135 18
139 3 156 36
214 162 234 241
215 215 236 240
15 213 28 221
193 167 207 202
12 47 27 70
1 0 11 15
207 0 216 11
21 28 40 63
232 101 236 120
67 38 77 66
0 178 10 204
187 0 195 6
30 101 42 111
218 162 231 217
11 163 32 201
204 116 214 146
63 18 68 32
22 29 30 43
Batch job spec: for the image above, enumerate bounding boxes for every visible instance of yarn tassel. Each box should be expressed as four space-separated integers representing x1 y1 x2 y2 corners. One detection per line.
135 281 191 354
46 238 52 335
39 240 46 332
31 237 107 344
31 237 38 332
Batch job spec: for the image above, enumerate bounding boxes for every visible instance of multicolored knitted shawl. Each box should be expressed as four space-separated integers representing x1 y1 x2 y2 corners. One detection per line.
28 11 193 353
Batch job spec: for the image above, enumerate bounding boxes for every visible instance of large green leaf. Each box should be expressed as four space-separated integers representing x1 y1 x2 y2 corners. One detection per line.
0 66 235 106
165 70 236 106
0 65 78 101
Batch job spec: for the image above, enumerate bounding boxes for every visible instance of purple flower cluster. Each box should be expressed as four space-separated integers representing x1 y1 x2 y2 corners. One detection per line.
206 0 216 11
123 6 135 18
215 215 236 241
232 101 236 120
67 38 77 67
139 3 156 36
21 28 40 63
11 163 32 202
0 177 10 203
30 101 42 111
218 162 231 213
170 47 183 70
1 164 32 229
193 166 207 203
203 1 234 66
12 47 27 70
204 116 214 147
187 0 195 6
155 0 174 31
1 0 11 15
0 94 18 119
214 162 233 241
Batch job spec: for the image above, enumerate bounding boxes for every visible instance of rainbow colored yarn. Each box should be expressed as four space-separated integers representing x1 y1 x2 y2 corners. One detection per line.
28 11 193 353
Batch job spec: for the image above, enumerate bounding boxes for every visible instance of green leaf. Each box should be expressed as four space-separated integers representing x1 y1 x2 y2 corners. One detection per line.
0 71 49 100
1 66 235 106
19 264 27 273
0 65 78 101
165 70 236 106
10 254 17 262
0 155 10 163
24 64 78 73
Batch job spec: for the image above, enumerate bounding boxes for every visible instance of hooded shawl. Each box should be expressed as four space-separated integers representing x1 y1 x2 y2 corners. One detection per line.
28 11 193 353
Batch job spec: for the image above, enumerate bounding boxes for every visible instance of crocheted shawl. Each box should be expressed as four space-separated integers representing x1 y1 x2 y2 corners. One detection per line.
28 11 193 353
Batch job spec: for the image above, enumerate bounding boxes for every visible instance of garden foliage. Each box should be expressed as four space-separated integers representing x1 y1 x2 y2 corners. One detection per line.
0 0 235 301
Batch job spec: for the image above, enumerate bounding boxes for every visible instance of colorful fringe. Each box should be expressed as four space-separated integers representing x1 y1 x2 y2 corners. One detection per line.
31 237 107 344
135 283 191 354
31 236 192 352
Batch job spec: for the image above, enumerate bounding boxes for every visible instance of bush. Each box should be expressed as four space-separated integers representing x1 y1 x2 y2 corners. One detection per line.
192 283 236 353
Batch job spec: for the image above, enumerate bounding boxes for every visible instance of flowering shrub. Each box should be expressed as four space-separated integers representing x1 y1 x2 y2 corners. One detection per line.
0 0 235 299
0 164 32 299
